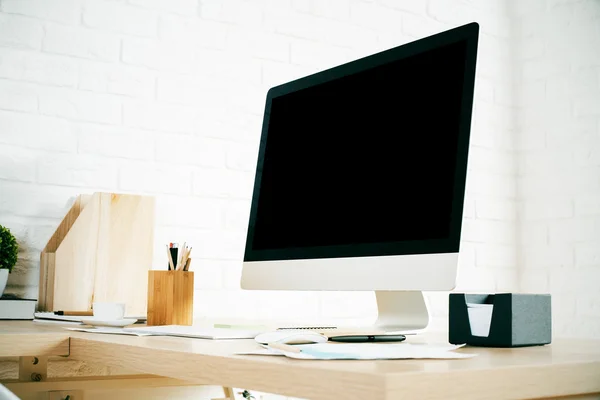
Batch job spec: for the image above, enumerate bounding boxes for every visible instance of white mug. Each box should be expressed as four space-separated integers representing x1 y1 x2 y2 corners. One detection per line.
93 302 125 320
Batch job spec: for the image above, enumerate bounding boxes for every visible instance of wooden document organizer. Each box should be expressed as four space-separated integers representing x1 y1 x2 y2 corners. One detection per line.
38 193 155 316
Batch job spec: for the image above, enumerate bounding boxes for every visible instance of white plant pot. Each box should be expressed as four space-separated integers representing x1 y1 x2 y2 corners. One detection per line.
0 269 8 298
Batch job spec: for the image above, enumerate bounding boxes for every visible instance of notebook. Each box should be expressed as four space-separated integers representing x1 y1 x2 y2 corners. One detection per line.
0 294 36 320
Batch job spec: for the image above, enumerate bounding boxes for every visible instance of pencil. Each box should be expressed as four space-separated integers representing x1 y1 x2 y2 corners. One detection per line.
183 247 190 270
176 245 189 271
174 242 183 270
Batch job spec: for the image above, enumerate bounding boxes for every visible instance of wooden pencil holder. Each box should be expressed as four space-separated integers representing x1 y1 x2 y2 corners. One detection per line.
147 270 194 326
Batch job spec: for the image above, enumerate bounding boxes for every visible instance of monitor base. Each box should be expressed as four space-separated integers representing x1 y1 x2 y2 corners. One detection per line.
251 291 430 334
373 290 429 332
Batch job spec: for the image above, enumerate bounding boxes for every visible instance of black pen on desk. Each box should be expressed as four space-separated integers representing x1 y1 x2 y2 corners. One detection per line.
328 334 406 343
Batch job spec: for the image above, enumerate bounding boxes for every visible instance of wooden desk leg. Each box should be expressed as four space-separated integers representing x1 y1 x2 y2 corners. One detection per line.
222 386 235 399
19 357 48 382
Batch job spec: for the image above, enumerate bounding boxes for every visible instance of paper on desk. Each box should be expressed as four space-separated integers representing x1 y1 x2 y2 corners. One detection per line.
34 318 83 325
123 325 260 339
65 327 153 336
66 325 260 339
238 343 476 360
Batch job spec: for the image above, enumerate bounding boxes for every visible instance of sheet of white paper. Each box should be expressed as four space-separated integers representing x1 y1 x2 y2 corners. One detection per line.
65 327 153 336
67 325 261 339
34 318 83 325
466 303 494 337
238 343 476 360
123 325 260 339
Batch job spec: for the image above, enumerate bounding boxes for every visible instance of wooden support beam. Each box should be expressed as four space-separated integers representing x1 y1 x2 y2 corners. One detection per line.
3 375 202 398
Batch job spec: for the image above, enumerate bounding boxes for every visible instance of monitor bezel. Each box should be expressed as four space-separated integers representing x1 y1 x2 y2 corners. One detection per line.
244 22 479 262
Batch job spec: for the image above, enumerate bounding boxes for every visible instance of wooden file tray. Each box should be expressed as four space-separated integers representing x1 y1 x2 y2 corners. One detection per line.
38 193 155 316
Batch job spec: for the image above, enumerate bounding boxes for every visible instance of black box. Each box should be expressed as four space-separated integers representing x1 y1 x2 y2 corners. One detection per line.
449 293 552 347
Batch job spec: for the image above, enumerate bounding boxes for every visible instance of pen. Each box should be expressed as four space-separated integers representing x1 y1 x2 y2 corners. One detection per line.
54 311 94 316
328 334 406 343
174 243 179 269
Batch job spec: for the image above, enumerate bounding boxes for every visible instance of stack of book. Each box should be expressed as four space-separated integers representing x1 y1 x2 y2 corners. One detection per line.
0 294 36 320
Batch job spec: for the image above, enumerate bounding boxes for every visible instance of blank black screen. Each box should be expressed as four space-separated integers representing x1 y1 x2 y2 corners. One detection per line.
247 37 472 260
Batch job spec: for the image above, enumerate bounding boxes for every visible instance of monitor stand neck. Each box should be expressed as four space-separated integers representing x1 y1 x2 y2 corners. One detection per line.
373 291 429 332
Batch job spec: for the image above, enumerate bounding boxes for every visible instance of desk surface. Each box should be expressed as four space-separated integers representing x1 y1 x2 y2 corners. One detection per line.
0 322 69 357
2 321 600 400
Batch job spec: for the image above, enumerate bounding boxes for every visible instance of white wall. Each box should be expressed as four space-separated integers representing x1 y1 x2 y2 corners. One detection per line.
0 0 518 331
514 0 600 338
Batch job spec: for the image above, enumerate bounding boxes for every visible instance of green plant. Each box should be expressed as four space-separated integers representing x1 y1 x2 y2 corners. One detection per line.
0 225 18 273
240 390 255 400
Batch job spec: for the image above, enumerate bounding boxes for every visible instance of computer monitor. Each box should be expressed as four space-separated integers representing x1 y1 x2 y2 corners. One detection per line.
241 23 479 331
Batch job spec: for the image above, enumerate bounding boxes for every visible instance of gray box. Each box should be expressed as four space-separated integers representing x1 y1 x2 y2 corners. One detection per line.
449 293 552 347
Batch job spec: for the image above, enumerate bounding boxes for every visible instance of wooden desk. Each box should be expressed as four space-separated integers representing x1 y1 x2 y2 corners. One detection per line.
0 322 69 357
2 321 600 400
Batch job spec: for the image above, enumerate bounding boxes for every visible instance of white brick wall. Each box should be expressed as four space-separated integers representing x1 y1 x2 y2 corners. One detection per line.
0 80 39 112
82 0 159 37
43 23 121 61
514 0 600 339
0 0 518 333
1 0 81 25
0 48 79 87
0 13 44 50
